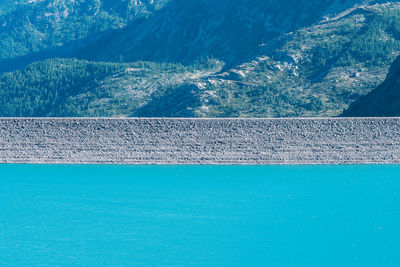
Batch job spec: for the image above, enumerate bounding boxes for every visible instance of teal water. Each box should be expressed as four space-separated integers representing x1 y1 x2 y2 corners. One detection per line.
0 165 399 267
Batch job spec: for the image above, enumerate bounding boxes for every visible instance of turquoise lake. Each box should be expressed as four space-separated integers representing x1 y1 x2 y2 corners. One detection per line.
0 165 399 266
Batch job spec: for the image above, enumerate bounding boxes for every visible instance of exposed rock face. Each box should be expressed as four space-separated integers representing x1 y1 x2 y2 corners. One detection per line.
1 118 399 164
342 56 400 117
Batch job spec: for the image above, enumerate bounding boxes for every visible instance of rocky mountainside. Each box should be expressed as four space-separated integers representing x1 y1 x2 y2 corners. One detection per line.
0 0 399 117
342 55 400 116
193 1 400 117
79 0 379 66
79 0 400 117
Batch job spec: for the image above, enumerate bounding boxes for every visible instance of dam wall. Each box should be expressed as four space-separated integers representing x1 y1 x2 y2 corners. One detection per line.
0 118 399 165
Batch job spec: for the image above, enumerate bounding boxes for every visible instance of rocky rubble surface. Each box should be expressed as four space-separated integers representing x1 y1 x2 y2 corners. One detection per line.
0 118 399 164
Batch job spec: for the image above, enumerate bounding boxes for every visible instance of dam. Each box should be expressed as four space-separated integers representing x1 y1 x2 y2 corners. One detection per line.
0 118 399 164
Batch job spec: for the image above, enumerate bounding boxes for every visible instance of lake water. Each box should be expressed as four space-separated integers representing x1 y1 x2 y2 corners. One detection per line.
0 165 399 266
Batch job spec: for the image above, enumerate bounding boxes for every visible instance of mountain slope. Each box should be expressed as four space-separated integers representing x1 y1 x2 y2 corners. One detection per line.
75 0 400 117
79 0 378 66
1 0 400 117
0 58 223 117
194 2 400 117
342 55 400 116
0 0 169 72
